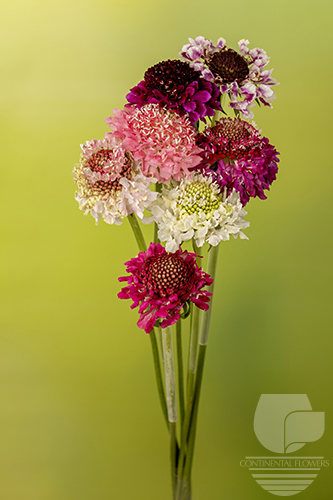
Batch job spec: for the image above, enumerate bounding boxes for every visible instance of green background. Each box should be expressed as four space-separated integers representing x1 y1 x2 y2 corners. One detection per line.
1 0 332 498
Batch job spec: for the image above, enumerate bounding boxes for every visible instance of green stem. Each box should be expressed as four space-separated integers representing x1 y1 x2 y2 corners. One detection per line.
127 214 169 429
187 306 200 386
176 320 185 437
186 245 202 391
199 244 219 347
182 244 220 487
162 327 178 499
128 213 147 252
170 422 177 499
176 301 201 499
183 345 206 485
158 325 164 363
150 328 170 430
162 327 178 423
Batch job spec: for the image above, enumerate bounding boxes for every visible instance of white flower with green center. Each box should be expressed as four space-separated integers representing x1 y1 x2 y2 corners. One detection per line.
177 180 222 218
144 173 250 252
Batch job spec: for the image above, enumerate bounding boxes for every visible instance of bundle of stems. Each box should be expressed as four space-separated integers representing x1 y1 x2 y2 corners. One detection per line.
128 211 219 500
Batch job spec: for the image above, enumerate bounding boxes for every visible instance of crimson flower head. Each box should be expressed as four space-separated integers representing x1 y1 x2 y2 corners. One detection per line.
118 243 213 334
195 117 279 206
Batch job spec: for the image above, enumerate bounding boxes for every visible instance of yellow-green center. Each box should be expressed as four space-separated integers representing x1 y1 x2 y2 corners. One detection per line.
178 182 221 218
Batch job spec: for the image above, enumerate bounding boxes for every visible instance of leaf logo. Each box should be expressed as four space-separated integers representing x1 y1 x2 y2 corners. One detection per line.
254 394 325 454
242 394 327 496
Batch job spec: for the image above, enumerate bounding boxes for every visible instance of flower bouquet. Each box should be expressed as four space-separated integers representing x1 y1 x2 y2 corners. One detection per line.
73 35 279 499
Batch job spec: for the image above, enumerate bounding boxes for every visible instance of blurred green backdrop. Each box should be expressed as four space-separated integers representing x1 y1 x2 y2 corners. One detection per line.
1 0 332 498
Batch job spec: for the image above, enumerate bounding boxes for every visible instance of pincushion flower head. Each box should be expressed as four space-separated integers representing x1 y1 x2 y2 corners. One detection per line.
144 173 249 252
105 104 202 183
126 59 221 124
72 135 157 225
118 242 213 333
195 117 280 206
180 36 278 119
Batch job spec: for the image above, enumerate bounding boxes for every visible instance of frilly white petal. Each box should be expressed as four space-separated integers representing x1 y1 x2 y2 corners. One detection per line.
144 173 249 251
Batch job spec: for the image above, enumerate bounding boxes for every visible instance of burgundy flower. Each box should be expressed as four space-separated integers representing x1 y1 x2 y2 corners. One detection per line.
126 59 221 124
194 117 280 206
118 243 213 333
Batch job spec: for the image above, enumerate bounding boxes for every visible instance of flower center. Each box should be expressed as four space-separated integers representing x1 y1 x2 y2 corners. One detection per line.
144 59 199 96
206 48 249 84
196 118 263 162
88 149 134 194
145 254 194 298
178 181 221 217
211 118 251 143
87 149 115 173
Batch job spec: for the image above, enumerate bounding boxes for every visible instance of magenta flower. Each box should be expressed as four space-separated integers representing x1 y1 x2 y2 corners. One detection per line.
194 117 279 205
105 104 203 184
180 36 278 119
118 243 213 334
126 59 221 124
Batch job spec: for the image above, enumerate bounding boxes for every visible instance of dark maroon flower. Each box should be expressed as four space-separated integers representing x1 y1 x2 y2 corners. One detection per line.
118 242 213 333
126 59 221 124
194 117 279 206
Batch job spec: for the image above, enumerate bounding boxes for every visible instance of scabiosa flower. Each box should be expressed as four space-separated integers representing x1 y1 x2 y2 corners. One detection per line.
105 104 203 184
180 36 278 119
195 117 279 206
118 243 213 333
126 59 221 124
72 135 157 225
144 173 249 252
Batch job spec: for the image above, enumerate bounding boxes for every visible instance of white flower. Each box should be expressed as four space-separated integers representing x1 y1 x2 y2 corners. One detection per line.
144 173 249 252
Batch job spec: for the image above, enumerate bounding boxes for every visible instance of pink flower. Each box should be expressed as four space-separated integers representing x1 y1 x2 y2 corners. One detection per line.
118 243 213 333
105 104 203 184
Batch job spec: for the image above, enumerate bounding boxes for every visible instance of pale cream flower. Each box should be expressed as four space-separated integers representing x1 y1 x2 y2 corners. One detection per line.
144 173 249 252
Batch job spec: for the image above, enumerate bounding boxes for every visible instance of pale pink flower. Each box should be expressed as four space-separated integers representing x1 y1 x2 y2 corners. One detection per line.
105 104 203 184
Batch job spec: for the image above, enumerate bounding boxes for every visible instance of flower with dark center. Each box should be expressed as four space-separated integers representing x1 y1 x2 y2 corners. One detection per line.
72 135 157 225
180 36 278 119
194 117 280 206
126 59 221 124
206 48 249 84
118 242 213 333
